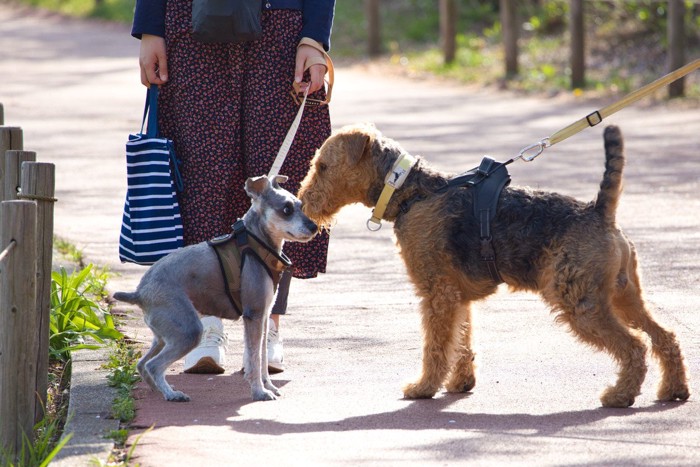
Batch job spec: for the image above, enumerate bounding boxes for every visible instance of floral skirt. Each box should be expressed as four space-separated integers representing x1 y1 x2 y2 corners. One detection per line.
160 2 331 278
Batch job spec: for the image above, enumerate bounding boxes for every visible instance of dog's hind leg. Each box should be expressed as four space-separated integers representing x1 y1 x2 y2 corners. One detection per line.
558 298 648 408
137 336 164 392
143 305 203 402
444 302 476 393
611 247 689 402
403 280 463 399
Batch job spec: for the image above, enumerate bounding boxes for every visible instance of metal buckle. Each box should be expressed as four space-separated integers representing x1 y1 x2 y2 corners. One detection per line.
290 81 330 107
586 110 602 127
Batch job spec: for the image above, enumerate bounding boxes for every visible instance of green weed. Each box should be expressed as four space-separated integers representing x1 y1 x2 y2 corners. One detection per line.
50 265 123 362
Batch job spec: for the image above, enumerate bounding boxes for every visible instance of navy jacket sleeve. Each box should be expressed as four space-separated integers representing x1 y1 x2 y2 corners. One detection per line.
131 0 335 50
132 0 167 39
301 0 335 51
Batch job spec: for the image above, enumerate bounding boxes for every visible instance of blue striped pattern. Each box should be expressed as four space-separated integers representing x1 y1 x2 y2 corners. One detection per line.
119 133 184 265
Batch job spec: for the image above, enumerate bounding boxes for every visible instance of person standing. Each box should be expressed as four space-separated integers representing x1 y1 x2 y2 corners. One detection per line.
131 0 335 374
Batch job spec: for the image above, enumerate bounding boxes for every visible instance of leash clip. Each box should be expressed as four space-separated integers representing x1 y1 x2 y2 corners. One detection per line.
515 138 550 162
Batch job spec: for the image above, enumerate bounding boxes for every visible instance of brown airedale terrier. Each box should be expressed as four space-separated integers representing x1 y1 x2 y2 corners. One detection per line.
298 123 689 408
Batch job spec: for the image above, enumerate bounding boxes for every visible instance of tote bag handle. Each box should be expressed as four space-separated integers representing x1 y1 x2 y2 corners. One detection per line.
140 85 161 138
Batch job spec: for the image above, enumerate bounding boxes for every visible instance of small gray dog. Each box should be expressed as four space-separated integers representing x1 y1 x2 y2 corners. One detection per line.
114 175 318 402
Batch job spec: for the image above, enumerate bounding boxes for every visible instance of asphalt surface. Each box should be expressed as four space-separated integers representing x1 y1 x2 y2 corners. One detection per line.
1 4 699 466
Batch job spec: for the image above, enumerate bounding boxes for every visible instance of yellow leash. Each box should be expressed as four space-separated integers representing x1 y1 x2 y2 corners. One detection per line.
512 57 700 163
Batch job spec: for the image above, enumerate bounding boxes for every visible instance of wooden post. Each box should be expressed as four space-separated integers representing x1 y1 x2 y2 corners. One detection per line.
365 0 381 57
0 127 23 204
20 162 56 424
440 0 457 64
500 0 518 79
4 151 36 201
668 0 686 98
570 0 585 89
0 200 38 457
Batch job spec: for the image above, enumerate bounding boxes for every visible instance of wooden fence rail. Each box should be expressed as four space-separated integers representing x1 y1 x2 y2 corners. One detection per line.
0 122 56 460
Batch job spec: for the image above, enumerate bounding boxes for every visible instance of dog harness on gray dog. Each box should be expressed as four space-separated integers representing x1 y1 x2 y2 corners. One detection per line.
436 157 511 284
208 220 291 318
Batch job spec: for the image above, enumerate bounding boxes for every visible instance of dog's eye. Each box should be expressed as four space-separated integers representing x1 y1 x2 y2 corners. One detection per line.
318 162 327 172
282 202 294 217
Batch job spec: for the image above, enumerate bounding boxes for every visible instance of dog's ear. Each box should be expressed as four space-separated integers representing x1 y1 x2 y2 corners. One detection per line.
272 175 288 187
245 176 271 198
345 129 374 167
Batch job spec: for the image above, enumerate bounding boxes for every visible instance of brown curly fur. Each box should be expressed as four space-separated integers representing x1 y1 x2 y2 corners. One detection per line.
298 123 689 408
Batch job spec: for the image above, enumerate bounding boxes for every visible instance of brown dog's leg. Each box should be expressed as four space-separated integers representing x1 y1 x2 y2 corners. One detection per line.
559 300 648 408
444 302 476 393
403 280 463 399
611 250 690 402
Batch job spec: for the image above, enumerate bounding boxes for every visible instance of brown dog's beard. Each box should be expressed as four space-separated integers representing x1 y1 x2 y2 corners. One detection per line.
299 188 337 229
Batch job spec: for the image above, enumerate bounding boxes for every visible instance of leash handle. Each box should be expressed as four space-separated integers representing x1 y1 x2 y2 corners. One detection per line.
268 50 334 178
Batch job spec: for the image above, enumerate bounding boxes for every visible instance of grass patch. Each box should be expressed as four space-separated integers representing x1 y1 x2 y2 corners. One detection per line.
50 265 122 363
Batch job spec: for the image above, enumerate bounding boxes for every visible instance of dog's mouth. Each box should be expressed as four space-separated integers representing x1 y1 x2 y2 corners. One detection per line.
285 231 317 243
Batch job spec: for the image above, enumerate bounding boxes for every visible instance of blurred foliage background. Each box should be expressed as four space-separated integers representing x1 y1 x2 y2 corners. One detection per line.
14 0 700 96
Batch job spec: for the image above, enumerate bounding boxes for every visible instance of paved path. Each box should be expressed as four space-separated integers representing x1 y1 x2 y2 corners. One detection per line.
2 4 699 466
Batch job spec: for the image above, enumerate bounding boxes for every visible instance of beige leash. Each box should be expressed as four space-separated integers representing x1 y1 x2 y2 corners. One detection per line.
511 57 700 163
268 40 334 179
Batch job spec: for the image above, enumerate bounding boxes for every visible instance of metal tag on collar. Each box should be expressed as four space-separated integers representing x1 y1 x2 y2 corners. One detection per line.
386 154 416 189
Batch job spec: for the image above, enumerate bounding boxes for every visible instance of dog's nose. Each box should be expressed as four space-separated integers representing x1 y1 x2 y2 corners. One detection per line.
305 218 318 234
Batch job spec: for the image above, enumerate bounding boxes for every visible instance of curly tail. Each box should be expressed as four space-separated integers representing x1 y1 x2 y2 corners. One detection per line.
594 125 625 223
113 291 140 305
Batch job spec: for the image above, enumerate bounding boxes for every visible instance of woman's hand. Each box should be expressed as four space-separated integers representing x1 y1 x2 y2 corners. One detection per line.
139 34 168 86
294 43 327 94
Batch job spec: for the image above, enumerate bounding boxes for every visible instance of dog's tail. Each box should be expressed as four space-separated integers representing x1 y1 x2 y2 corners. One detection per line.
113 291 140 305
594 125 625 223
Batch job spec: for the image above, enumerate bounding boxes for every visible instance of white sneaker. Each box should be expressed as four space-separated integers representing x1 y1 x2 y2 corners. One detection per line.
241 319 285 374
267 319 284 374
183 316 227 374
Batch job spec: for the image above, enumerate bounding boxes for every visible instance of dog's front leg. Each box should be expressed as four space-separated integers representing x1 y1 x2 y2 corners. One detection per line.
243 309 278 401
260 312 281 396
403 289 461 399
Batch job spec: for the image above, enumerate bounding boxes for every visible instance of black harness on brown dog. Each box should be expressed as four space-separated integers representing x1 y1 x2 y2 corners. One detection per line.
208 220 291 318
436 157 511 284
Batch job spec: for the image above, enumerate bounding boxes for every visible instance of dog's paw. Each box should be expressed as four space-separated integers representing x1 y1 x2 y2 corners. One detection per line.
252 388 279 401
402 382 437 400
444 374 476 393
600 387 635 408
166 391 191 402
264 381 281 396
657 381 690 402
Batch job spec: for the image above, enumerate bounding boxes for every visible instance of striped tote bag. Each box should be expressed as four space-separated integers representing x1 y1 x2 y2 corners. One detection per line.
119 86 184 265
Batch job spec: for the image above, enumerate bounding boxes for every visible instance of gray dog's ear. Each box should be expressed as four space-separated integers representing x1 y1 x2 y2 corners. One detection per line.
272 175 288 187
245 176 271 198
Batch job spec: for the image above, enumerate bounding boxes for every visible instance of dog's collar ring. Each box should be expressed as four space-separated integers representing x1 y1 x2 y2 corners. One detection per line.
366 217 382 231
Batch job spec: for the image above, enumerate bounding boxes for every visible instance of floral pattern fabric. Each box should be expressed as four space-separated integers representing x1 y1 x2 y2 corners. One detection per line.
160 2 331 278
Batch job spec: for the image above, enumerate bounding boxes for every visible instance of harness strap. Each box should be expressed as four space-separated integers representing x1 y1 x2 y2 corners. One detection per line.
439 157 510 284
208 220 292 317
473 158 510 283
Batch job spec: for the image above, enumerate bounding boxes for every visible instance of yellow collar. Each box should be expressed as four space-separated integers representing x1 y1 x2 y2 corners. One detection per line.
366 153 417 231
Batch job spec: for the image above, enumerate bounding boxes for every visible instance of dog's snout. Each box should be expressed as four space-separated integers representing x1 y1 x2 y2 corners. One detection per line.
305 217 318 235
